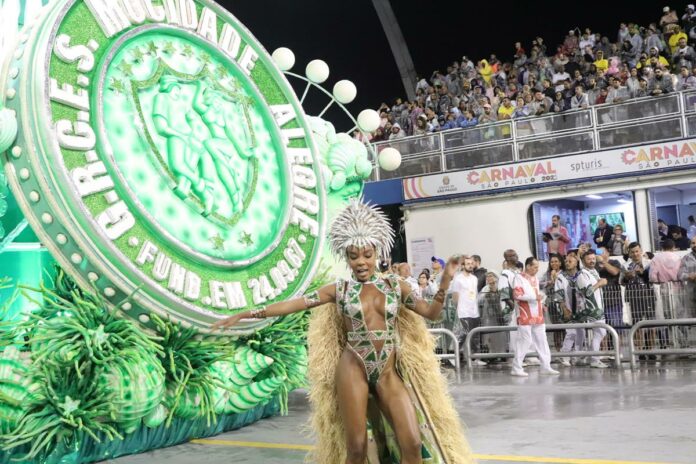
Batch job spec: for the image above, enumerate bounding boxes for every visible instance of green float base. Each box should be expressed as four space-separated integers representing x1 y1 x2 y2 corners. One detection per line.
0 398 281 464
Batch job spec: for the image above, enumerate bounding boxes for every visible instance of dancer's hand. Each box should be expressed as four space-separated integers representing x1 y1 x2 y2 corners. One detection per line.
211 313 245 331
443 256 460 281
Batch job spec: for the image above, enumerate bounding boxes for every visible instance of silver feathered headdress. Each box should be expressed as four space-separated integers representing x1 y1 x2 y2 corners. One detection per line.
329 199 395 260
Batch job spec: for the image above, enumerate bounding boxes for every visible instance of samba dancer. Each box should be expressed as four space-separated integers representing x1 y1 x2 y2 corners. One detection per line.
214 200 472 464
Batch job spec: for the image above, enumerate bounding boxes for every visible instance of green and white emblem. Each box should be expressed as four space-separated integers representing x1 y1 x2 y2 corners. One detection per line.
2 0 326 333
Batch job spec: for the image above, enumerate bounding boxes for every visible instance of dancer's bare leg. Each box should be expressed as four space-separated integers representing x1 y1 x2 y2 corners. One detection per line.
376 358 423 464
336 350 369 464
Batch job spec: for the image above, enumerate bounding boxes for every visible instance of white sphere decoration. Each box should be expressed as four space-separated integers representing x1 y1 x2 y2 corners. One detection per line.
378 147 402 172
305 59 330 84
357 109 381 132
272 47 295 71
332 80 357 104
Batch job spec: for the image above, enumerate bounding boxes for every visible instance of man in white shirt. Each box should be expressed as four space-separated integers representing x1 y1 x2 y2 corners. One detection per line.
452 256 485 365
552 65 571 92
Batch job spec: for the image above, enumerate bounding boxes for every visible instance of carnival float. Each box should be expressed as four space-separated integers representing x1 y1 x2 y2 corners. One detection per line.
0 0 401 461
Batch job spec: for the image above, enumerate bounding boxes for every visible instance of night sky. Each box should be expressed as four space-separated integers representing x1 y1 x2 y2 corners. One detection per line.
220 0 672 129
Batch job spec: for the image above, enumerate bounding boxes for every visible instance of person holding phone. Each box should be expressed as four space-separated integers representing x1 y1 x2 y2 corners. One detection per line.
543 215 571 256
608 225 629 256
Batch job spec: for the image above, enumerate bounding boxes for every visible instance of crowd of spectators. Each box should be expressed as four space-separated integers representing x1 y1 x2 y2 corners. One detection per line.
364 5 696 143
387 216 696 371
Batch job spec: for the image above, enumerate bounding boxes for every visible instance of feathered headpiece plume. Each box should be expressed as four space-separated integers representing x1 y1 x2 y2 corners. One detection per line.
328 199 394 260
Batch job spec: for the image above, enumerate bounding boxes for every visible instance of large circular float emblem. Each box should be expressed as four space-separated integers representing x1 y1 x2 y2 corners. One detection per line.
2 0 326 333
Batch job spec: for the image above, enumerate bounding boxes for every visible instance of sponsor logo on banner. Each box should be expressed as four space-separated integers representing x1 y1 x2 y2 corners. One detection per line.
403 139 696 201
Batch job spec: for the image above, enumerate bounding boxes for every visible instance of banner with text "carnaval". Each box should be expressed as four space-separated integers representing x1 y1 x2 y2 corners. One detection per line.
402 138 696 201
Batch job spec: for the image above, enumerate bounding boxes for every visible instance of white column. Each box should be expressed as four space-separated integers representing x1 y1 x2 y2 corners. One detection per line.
633 188 652 247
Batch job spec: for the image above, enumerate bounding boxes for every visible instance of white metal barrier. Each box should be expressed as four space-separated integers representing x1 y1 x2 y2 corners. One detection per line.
428 328 460 379
463 322 622 370
628 318 696 370
370 90 696 181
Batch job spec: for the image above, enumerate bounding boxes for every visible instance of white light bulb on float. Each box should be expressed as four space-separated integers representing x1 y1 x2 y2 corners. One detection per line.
272 47 295 71
378 147 402 172
332 80 357 104
357 109 381 133
305 59 330 83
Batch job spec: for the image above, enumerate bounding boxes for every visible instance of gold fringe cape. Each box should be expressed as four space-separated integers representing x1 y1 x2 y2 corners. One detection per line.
306 302 475 463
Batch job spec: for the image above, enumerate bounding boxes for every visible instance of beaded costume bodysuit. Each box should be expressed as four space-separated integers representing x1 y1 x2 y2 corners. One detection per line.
336 275 401 388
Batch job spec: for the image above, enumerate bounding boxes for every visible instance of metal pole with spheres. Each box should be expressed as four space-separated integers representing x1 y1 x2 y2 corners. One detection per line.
271 47 402 173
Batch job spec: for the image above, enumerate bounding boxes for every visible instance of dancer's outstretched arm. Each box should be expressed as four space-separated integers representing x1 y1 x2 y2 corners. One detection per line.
401 256 458 321
212 284 336 330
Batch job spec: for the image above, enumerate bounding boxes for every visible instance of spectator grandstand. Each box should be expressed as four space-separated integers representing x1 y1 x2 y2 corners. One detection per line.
359 5 696 142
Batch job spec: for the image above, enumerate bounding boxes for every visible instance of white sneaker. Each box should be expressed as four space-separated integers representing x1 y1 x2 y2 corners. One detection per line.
559 358 571 367
510 369 528 377
590 360 609 369
540 368 560 375
472 360 487 366
526 358 541 365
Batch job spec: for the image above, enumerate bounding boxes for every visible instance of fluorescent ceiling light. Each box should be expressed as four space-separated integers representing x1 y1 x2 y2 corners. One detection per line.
586 194 603 199
617 198 630 203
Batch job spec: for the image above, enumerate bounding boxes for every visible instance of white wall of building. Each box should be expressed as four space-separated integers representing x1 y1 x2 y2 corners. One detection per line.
403 173 696 272
405 194 547 272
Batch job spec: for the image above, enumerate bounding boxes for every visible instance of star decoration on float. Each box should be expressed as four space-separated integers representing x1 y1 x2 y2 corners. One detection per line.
210 233 226 251
146 41 158 55
162 41 176 55
181 44 193 57
239 231 254 247
131 47 146 63
118 61 133 75
110 78 126 94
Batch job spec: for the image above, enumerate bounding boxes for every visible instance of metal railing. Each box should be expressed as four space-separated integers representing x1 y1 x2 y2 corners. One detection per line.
370 90 696 181
428 328 461 379
628 318 696 369
463 322 622 370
